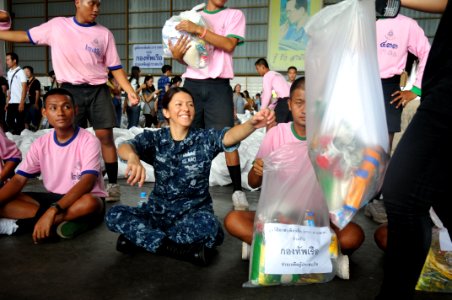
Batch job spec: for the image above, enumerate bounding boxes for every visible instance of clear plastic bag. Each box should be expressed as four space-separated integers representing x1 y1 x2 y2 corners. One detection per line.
245 143 338 287
305 0 389 229
162 3 209 69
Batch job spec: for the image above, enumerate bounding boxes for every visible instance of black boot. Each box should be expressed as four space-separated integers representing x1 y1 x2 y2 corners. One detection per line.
116 234 144 254
158 238 216 266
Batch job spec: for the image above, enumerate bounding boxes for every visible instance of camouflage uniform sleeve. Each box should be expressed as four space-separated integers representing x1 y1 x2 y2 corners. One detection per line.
209 128 240 155
120 130 156 164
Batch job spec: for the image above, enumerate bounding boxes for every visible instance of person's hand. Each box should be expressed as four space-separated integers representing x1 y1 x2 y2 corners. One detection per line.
168 35 191 62
128 92 140 106
250 108 276 129
34 103 39 110
155 89 161 95
32 209 57 244
176 20 202 35
252 158 264 177
4 103 8 111
18 102 25 112
390 90 417 108
125 156 146 187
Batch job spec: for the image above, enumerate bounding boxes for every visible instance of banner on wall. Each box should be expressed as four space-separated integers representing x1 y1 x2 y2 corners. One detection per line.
133 44 164 69
268 0 323 71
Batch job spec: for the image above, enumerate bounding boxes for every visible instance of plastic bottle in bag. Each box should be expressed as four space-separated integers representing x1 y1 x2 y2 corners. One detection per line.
331 146 384 228
137 191 147 208
303 210 316 227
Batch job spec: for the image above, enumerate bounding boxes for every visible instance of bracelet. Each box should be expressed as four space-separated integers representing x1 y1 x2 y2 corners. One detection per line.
199 27 207 39
50 202 65 214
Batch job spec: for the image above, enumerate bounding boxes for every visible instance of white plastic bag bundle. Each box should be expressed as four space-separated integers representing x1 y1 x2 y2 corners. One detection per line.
162 3 209 69
305 0 389 229
245 143 339 287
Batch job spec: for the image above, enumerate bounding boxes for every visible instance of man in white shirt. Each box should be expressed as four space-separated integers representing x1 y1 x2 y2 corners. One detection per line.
5 52 27 135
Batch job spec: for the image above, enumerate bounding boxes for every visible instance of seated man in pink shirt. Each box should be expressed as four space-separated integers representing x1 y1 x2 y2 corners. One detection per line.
0 89 106 242
224 77 365 264
0 0 140 202
0 127 21 188
255 58 292 124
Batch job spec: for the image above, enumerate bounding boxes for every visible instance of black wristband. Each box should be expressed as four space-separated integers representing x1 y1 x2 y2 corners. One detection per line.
50 202 65 214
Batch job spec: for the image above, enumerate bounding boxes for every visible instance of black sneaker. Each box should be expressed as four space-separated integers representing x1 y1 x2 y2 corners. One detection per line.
116 234 144 254
159 238 216 266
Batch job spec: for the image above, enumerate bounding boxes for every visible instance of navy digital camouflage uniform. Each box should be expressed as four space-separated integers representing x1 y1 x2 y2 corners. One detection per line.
105 127 238 252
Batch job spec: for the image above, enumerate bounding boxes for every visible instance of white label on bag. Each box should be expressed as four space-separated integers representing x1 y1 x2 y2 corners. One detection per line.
439 228 452 251
263 223 332 274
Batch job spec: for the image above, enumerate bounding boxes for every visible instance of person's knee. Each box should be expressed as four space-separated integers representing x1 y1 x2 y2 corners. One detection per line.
224 210 240 234
338 222 365 255
95 129 115 146
74 194 104 215
374 223 387 252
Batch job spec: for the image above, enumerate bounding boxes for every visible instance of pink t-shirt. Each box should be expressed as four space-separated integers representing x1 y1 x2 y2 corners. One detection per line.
27 17 122 85
0 10 11 77
183 7 245 80
377 14 431 89
0 129 21 175
0 10 11 30
17 127 107 197
260 71 290 110
256 122 306 158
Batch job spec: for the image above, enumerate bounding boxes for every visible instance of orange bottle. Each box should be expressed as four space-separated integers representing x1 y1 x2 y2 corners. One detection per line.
343 147 382 212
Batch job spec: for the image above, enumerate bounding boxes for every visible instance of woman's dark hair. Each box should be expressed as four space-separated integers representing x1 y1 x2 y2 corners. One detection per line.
161 87 193 110
128 66 141 88
144 75 155 93
289 76 305 98
43 88 75 107
171 75 182 86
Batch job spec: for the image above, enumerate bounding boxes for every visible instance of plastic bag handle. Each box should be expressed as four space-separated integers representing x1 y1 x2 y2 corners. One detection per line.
192 3 206 12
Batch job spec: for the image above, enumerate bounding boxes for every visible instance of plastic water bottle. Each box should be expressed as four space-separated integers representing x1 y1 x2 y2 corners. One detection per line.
303 210 316 227
137 191 147 208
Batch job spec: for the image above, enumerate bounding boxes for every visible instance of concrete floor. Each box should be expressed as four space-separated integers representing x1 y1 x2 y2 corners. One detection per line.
0 179 449 300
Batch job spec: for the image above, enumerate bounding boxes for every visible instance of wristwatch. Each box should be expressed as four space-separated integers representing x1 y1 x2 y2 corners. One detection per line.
50 202 65 214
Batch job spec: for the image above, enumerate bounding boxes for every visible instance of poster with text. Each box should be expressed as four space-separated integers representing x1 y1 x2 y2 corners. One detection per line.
133 44 164 69
268 0 323 71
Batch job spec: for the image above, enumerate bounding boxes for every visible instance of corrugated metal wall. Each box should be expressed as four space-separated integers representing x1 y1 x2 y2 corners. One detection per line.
7 0 441 79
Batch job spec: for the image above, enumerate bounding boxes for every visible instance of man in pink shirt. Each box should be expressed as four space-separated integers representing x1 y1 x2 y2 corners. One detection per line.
0 127 21 188
224 77 364 264
0 10 11 76
255 58 291 123
377 13 430 151
168 0 250 211
0 0 140 202
0 88 106 241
